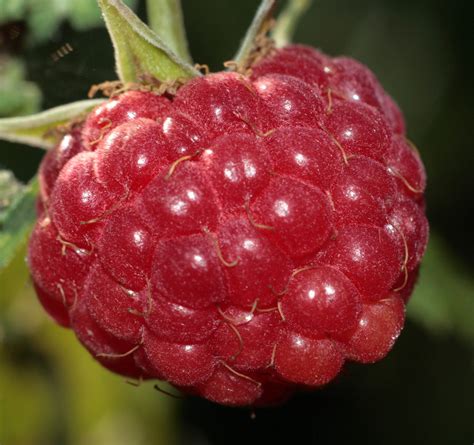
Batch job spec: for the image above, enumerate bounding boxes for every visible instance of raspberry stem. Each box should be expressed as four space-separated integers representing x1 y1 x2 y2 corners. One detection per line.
272 0 313 47
233 0 276 70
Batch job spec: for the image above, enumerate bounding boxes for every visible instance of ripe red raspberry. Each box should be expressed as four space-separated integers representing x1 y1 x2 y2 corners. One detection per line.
30 45 428 406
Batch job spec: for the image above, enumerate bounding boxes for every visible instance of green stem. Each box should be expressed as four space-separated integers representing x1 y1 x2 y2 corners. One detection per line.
146 0 192 63
272 0 312 47
234 0 276 66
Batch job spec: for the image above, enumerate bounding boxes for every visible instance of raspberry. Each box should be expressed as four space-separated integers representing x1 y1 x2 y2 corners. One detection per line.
30 44 428 406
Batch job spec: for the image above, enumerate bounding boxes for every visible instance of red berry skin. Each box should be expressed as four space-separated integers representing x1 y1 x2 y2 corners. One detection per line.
329 56 406 135
211 310 282 371
251 44 332 89
174 72 274 138
196 364 263 407
375 88 406 135
387 135 426 198
329 156 397 227
82 91 170 149
254 74 324 127
30 43 429 407
151 233 228 309
34 282 70 327
274 333 344 386
83 262 145 343
143 331 216 386
389 198 429 271
321 225 404 301
330 57 382 107
344 296 405 363
157 111 208 158
324 101 391 162
141 163 220 237
49 152 116 247
251 177 333 258
281 266 362 337
28 217 94 324
264 127 344 190
39 127 83 203
217 218 294 308
70 302 146 379
202 133 273 212
145 297 219 344
94 118 169 196
98 205 155 291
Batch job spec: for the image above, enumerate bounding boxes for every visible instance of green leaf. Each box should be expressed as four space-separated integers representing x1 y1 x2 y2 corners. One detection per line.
0 56 42 117
272 0 313 47
0 99 104 149
0 170 24 219
146 0 192 63
233 0 276 67
0 175 38 271
98 0 200 83
0 0 137 43
407 234 474 348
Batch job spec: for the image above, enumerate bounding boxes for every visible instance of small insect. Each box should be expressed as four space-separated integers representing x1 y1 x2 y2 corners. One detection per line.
51 43 74 62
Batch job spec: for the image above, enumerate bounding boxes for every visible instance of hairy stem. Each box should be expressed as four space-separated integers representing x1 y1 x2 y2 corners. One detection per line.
272 0 312 47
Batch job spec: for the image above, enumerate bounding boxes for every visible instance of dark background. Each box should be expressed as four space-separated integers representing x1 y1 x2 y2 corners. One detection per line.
0 1 473 444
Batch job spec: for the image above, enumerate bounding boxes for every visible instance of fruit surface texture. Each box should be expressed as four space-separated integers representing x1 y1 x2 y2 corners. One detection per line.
30 45 428 406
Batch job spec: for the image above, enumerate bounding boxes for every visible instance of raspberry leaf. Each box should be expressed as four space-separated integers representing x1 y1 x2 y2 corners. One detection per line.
0 171 24 218
0 174 38 270
0 0 137 43
0 99 105 149
233 0 276 67
98 0 200 83
0 57 41 117
146 0 192 63
272 0 313 47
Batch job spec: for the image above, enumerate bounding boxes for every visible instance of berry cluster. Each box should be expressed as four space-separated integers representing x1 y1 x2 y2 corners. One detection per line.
30 45 428 406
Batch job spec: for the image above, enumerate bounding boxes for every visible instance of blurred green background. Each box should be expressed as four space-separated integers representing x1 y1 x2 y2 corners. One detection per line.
0 0 473 444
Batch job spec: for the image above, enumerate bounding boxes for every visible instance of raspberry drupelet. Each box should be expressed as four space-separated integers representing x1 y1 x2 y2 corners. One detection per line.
30 44 428 406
